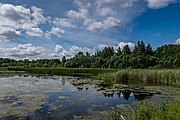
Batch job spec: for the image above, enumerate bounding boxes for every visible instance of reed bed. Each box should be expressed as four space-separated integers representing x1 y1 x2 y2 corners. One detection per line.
98 69 180 86
108 100 180 120
133 100 180 120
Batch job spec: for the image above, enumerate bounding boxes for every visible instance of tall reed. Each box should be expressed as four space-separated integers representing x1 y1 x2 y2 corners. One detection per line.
98 69 180 86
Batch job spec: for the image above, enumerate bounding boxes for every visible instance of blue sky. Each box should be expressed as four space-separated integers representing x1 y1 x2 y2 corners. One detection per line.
0 0 180 59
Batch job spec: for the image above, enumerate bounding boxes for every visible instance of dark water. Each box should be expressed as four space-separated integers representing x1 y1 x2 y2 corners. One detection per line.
0 75 157 120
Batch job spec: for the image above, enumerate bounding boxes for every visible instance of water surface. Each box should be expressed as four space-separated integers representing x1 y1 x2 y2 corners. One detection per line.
0 75 179 120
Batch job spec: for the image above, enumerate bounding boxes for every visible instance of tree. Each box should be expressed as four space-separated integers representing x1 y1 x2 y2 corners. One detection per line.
123 45 131 55
133 40 146 56
173 58 180 67
61 56 66 67
116 47 122 56
0 40 179 69
43 63 49 67
86 52 90 57
64 61 76 68
93 57 104 68
145 44 153 56
76 52 84 57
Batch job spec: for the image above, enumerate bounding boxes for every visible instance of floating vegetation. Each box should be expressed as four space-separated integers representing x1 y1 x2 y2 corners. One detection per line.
0 94 48 118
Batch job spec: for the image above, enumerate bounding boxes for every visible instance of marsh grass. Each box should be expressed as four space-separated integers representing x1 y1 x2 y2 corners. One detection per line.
98 69 180 86
132 100 180 120
105 100 180 120
0 67 8 71
8 67 117 76
0 67 25 74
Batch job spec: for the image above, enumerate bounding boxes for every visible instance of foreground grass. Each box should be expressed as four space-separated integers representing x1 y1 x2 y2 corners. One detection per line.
112 100 180 120
8 67 117 76
98 69 180 86
131 100 180 120
74 100 180 120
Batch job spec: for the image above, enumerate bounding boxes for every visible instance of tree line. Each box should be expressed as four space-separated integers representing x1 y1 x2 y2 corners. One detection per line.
0 41 180 69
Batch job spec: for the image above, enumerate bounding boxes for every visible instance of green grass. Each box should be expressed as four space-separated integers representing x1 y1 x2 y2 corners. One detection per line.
8 67 118 76
7 67 180 86
87 100 180 120
0 67 25 74
107 100 180 120
98 69 180 86
133 100 180 120
0 67 8 71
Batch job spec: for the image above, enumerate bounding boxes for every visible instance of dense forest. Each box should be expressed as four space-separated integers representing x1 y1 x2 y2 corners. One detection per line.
0 41 180 69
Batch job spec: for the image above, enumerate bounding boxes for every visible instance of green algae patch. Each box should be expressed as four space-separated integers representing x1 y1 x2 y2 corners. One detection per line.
0 93 48 118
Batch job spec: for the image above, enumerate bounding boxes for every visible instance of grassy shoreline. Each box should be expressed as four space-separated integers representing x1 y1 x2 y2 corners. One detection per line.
73 99 180 120
98 69 180 87
133 100 180 120
107 99 180 120
0 67 25 74
7 68 180 86
7 67 118 76
7 67 180 86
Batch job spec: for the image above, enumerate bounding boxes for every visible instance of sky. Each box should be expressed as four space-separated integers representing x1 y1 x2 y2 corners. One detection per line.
0 0 180 60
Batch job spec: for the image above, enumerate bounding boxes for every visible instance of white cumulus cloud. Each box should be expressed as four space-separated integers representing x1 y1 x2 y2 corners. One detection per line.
0 41 136 59
116 42 135 51
49 27 65 38
0 29 21 40
176 38 180 44
0 3 52 40
97 7 116 16
97 44 108 50
55 45 64 53
53 18 76 28
31 6 47 25
26 27 44 37
88 17 121 32
0 44 47 59
69 46 95 55
147 0 178 9
73 0 91 8
67 8 89 19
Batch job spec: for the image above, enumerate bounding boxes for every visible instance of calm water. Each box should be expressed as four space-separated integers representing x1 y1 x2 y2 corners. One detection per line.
0 75 167 120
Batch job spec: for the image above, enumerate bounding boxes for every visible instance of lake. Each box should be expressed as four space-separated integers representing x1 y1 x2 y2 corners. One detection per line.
0 74 179 120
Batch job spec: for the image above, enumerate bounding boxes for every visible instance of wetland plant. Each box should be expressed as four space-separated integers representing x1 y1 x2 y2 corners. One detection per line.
98 69 180 86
